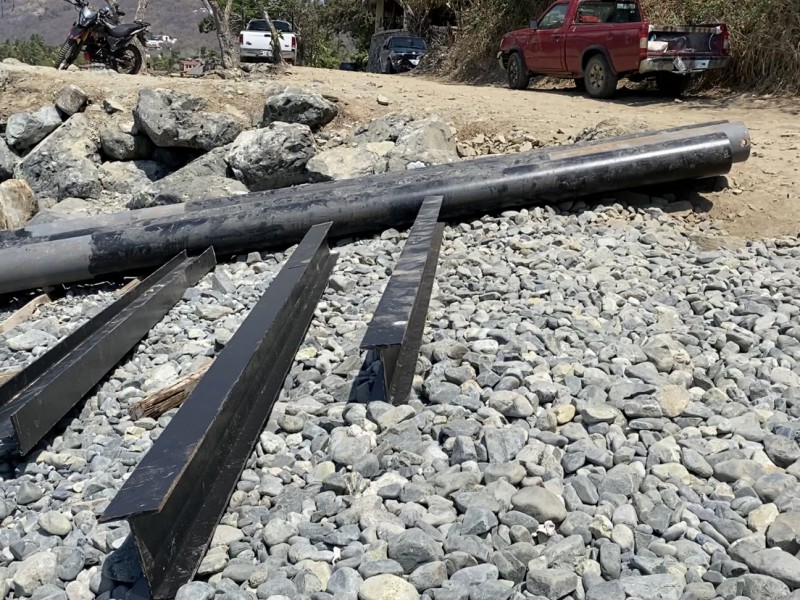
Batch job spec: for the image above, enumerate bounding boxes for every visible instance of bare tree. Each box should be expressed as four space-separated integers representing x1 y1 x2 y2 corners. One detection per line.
204 0 238 68
135 0 149 21
262 5 285 66
134 0 150 73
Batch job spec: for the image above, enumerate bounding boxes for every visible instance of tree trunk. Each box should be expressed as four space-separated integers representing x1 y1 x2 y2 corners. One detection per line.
263 7 285 66
207 0 238 69
135 0 150 73
135 0 149 21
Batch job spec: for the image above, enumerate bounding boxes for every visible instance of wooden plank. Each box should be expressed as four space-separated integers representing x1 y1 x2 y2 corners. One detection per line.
116 278 141 297
0 368 22 386
0 294 53 335
129 360 214 420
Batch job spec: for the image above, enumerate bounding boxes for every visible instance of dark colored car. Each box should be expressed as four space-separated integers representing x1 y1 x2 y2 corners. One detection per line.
380 35 427 74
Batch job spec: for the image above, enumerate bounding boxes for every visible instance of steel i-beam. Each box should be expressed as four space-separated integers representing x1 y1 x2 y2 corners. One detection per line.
100 223 338 599
361 196 444 405
0 248 216 455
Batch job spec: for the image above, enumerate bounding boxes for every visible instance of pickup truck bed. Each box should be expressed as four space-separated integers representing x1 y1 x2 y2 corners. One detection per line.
498 0 730 98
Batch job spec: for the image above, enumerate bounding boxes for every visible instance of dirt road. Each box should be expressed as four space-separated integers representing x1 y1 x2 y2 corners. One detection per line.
2 61 799 239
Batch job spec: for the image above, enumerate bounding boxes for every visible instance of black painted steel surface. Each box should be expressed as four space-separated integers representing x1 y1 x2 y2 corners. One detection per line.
0 122 750 295
0 119 737 246
0 249 215 455
361 196 444 404
100 223 337 599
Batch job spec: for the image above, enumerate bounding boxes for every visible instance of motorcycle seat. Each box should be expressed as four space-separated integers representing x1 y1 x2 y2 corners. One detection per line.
108 23 143 38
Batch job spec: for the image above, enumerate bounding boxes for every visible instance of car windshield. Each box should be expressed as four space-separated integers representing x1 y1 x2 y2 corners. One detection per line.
390 36 426 50
248 20 292 32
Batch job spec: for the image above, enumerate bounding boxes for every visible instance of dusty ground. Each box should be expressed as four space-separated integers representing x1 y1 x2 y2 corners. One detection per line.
2 61 799 239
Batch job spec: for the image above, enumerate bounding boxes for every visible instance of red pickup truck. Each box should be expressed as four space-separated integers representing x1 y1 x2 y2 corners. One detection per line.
498 0 730 98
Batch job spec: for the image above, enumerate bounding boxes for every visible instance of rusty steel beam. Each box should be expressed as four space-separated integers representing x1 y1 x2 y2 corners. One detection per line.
0 249 215 455
361 196 444 405
100 223 337 599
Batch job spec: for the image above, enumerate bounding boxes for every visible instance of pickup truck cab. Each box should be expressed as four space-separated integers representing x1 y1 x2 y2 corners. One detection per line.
239 19 297 64
498 0 730 98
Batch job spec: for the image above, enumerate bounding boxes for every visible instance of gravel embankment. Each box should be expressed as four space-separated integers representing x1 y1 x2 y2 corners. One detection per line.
1 202 800 600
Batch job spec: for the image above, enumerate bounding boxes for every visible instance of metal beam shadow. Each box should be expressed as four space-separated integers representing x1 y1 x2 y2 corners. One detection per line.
0 248 216 455
100 222 338 599
360 196 444 405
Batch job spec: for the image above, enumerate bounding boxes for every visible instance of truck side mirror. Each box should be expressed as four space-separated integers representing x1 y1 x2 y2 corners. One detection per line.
529 19 538 29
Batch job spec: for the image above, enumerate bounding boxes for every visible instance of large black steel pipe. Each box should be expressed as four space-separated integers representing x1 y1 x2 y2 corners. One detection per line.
0 122 750 295
0 120 744 247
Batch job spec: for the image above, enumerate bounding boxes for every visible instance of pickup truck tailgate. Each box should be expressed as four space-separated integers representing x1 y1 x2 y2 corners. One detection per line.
242 31 292 52
648 25 728 57
643 24 730 73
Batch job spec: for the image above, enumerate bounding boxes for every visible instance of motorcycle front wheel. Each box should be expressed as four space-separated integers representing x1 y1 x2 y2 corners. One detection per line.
55 40 81 70
115 44 144 75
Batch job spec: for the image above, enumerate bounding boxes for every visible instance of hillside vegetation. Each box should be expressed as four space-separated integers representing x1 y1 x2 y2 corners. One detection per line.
442 0 800 94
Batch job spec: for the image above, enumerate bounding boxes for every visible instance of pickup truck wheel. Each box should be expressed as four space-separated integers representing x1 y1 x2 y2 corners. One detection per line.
584 54 618 99
656 73 692 97
507 52 530 90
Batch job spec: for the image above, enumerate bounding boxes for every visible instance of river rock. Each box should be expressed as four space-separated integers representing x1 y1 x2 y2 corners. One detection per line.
13 551 58 596
358 574 419 600
511 486 567 523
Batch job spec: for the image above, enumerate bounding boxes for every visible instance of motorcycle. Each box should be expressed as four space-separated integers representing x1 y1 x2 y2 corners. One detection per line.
55 0 151 75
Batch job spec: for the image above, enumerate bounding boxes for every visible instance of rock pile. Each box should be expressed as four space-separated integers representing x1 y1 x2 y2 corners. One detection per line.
0 198 799 600
0 83 465 223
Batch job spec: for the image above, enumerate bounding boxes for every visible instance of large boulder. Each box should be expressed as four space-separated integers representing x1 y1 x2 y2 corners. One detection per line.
384 116 458 172
226 122 315 191
133 88 243 151
262 88 338 130
14 113 101 200
306 142 394 182
6 107 64 153
100 160 169 195
0 138 18 181
0 179 38 229
100 125 154 161
130 144 245 207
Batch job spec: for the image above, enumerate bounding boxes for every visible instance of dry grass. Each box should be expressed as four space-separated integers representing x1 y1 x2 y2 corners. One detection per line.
441 0 800 94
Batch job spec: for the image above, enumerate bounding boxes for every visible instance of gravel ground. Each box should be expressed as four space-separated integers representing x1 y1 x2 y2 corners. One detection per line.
1 201 800 600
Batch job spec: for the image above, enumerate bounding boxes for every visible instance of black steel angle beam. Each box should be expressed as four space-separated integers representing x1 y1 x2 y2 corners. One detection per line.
100 222 338 599
0 248 216 455
361 196 444 405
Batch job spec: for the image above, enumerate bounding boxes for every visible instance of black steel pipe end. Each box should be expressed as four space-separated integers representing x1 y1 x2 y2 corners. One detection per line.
725 122 751 163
